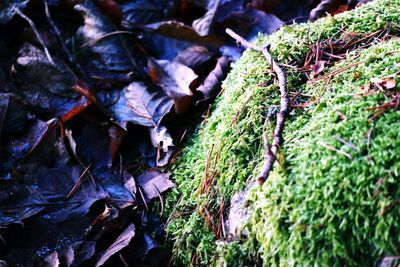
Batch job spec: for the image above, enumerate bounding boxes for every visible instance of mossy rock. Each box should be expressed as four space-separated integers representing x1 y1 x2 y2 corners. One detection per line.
165 0 400 266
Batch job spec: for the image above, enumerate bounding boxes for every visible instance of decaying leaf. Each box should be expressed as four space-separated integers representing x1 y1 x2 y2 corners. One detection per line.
371 77 397 90
13 43 85 117
146 20 225 48
75 0 140 82
0 93 28 139
120 1 165 27
136 170 174 202
149 125 174 166
192 0 220 36
0 179 47 226
148 58 197 115
108 81 173 127
197 56 231 100
311 60 326 75
108 125 126 166
175 45 214 70
95 223 136 267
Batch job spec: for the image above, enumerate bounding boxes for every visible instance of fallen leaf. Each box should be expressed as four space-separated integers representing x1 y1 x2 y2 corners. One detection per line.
13 43 84 118
175 45 214 71
371 77 397 90
149 125 174 166
108 125 126 167
197 56 231 100
0 179 47 226
145 20 225 48
0 93 28 139
95 223 136 267
148 58 197 115
136 170 174 202
75 0 140 82
120 1 165 27
311 60 326 75
310 0 346 21
108 81 173 127
192 0 220 36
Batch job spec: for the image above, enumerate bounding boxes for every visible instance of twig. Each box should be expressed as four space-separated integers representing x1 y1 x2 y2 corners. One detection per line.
317 140 353 159
12 5 54 65
334 136 359 151
79 31 133 48
44 0 87 79
226 28 290 185
65 163 92 199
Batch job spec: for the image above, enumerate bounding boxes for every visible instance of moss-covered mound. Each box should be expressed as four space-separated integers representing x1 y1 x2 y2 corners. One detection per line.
166 0 400 265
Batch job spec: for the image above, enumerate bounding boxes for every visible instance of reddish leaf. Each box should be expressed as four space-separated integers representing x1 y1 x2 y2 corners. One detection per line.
371 77 397 90
108 125 126 166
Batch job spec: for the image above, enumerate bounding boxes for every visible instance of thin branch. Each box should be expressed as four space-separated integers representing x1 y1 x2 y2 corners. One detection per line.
44 0 87 78
13 6 54 65
65 163 92 199
226 28 290 185
79 31 133 48
317 141 353 159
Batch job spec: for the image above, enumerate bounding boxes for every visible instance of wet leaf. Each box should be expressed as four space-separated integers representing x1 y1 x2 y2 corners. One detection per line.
120 1 165 28
148 58 197 115
0 93 28 139
95 223 135 267
0 179 47 226
12 43 87 118
136 170 174 202
175 45 213 70
75 0 140 82
108 81 173 128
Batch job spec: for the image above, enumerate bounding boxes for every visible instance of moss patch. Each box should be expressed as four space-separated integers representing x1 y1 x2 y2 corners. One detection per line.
166 0 400 265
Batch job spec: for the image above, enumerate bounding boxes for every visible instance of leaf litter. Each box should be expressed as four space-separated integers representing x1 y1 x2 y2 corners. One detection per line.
0 0 372 265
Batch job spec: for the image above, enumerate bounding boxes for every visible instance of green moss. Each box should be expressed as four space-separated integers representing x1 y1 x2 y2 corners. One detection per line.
165 0 400 265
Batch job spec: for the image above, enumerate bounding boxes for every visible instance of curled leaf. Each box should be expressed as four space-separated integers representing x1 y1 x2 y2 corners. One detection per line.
197 56 231 100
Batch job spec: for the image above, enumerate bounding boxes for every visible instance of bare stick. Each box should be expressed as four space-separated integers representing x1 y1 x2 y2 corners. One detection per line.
44 0 90 80
317 141 353 159
13 6 54 65
226 28 290 185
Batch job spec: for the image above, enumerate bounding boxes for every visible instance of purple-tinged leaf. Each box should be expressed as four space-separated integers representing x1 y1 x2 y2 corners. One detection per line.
136 170 174 202
95 223 135 267
108 81 173 128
